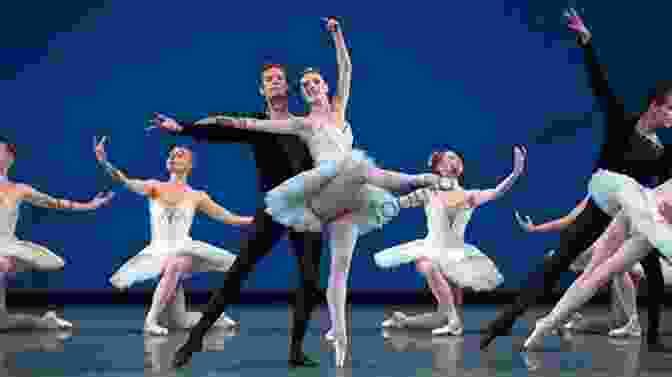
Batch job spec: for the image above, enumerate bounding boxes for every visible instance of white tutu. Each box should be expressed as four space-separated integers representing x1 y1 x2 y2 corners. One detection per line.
374 240 503 291
0 238 64 271
110 238 236 289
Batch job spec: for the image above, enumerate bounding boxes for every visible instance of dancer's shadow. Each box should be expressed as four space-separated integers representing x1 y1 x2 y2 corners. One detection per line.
522 334 642 377
144 327 238 375
0 330 72 374
382 329 465 374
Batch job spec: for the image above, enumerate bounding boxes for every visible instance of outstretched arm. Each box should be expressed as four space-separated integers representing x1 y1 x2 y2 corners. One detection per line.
194 115 309 136
94 136 153 195
196 192 254 225
20 185 113 211
516 193 590 232
469 146 526 207
565 8 629 136
150 112 265 144
325 17 352 117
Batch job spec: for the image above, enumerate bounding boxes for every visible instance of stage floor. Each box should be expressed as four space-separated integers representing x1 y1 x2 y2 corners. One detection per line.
3 304 672 376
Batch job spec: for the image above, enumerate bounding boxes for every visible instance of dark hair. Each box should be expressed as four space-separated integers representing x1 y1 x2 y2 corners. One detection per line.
0 136 17 158
647 80 672 106
297 67 322 89
429 150 465 186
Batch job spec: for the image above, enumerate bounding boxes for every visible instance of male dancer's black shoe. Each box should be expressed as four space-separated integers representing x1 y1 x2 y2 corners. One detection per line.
172 338 203 368
480 316 514 350
288 352 319 368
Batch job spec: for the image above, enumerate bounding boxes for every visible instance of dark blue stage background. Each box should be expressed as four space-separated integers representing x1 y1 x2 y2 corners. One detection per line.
3 2 672 292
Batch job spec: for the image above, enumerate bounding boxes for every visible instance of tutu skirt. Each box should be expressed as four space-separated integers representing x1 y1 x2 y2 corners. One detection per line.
588 169 672 258
0 238 64 271
264 149 399 235
374 240 503 291
110 239 236 289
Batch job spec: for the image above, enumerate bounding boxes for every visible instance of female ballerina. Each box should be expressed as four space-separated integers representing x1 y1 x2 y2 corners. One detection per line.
0 137 114 330
194 18 439 366
95 137 252 336
523 169 672 349
375 147 525 336
516 195 646 337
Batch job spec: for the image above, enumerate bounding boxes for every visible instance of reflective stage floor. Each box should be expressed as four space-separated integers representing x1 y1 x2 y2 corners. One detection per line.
4 304 672 376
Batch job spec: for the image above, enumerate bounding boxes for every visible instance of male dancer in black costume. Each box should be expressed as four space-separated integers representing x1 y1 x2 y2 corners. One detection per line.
151 63 323 367
481 8 672 350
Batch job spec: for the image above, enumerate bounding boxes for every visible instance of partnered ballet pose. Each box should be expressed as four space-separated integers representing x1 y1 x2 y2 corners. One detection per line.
95 137 250 336
516 196 647 337
0 137 113 330
481 8 671 349
193 18 438 367
376 147 525 336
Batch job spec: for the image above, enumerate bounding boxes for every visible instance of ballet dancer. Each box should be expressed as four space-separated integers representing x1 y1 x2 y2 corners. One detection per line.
523 161 672 348
376 147 525 336
95 137 250 335
516 195 648 337
0 136 113 330
481 8 671 349
196 18 440 366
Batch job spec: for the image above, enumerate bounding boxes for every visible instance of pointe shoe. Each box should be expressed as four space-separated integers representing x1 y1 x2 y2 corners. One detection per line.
432 319 463 336
608 316 641 338
42 311 72 329
332 335 348 368
144 322 169 336
523 318 554 350
214 313 238 328
381 312 407 328
562 312 584 330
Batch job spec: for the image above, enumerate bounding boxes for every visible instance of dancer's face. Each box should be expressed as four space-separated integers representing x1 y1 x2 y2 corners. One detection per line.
435 152 463 178
647 94 672 129
300 72 329 103
0 143 15 171
260 67 289 99
166 147 193 175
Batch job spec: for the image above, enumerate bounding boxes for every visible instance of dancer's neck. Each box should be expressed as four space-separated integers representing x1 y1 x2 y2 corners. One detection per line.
169 172 188 185
266 96 290 119
309 96 331 116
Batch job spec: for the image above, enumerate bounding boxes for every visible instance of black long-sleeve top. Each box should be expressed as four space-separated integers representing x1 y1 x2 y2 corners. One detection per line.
581 41 672 186
174 112 314 194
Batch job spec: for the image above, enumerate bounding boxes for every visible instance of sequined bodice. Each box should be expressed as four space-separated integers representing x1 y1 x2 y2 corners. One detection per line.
148 200 195 242
305 121 353 163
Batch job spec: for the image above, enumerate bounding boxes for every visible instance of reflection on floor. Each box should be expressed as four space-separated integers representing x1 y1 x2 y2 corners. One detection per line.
3 305 672 376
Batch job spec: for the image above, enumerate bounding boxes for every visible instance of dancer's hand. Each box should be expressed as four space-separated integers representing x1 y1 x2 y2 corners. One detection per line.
148 113 183 132
86 191 116 209
94 136 108 162
512 145 526 175
564 8 591 45
657 198 672 223
322 17 340 32
515 211 538 232
239 216 254 225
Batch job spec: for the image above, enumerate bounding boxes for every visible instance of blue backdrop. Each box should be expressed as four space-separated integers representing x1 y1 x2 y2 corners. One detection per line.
4 3 672 290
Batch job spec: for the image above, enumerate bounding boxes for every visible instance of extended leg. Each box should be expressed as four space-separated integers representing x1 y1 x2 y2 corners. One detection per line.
480 200 610 349
173 209 285 367
325 218 359 368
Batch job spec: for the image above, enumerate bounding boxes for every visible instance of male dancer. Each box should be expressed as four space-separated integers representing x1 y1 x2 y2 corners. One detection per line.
481 9 671 350
151 63 323 367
